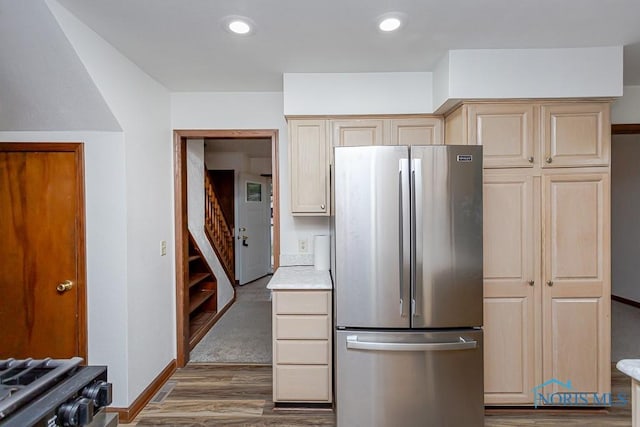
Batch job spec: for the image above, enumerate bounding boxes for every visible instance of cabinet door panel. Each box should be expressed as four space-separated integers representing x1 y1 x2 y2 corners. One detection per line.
390 118 443 146
483 173 538 404
275 291 330 315
275 315 330 340
275 340 330 365
541 103 610 167
542 172 610 398
275 365 331 401
331 119 384 147
544 173 608 289
542 297 607 399
468 104 535 168
289 120 329 215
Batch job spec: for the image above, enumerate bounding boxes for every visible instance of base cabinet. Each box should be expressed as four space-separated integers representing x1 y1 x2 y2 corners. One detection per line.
272 290 332 403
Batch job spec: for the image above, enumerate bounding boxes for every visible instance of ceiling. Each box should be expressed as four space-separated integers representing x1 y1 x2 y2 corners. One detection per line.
56 0 640 91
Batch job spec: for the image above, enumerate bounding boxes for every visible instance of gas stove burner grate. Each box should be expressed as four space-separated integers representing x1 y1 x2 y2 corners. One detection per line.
0 357 83 419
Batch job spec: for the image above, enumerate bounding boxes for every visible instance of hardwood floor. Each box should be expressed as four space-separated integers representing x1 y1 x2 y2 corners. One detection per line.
124 364 631 426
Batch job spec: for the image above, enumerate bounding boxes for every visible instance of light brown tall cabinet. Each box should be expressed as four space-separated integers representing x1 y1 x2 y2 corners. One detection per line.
446 100 611 405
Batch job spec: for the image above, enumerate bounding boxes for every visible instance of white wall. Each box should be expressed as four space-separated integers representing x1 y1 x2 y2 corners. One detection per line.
187 140 234 308
0 0 120 131
48 0 174 406
283 72 433 115
612 86 640 124
443 47 623 105
612 134 640 302
171 92 329 263
0 131 129 406
205 152 249 173
250 157 272 175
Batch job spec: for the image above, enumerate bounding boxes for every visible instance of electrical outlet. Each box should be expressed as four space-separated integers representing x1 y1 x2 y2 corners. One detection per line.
160 240 167 256
298 238 308 253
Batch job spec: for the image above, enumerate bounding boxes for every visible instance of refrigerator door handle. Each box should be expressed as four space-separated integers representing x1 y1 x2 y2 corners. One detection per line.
411 158 423 318
346 335 477 352
399 158 410 317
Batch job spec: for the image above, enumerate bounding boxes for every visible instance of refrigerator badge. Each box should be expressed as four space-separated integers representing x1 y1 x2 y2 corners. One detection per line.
457 154 473 162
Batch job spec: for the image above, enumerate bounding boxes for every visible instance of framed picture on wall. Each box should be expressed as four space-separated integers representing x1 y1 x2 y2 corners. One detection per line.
246 181 262 202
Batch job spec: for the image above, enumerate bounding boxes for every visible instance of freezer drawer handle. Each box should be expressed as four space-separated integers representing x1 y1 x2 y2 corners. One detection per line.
346 335 477 352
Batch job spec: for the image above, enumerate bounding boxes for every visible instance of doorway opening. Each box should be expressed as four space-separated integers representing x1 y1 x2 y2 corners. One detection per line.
611 123 640 364
173 130 279 367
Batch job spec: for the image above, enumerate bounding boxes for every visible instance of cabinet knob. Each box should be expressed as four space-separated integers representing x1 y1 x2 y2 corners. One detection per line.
546 280 554 287
320 204 326 210
528 157 534 163
528 280 534 286
545 157 552 164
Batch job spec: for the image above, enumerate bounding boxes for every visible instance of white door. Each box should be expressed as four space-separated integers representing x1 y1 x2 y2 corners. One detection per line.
236 173 270 285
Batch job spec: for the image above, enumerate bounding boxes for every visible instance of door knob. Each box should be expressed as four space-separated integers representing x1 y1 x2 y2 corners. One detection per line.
528 280 535 286
56 280 74 293
239 227 246 232
528 157 534 163
546 280 554 287
545 157 552 164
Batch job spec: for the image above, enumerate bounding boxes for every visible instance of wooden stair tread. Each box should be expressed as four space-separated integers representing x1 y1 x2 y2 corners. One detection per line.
188 272 212 288
189 289 216 313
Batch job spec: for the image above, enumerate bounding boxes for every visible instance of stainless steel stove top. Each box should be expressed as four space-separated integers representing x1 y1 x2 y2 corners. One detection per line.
0 357 113 427
0 357 83 419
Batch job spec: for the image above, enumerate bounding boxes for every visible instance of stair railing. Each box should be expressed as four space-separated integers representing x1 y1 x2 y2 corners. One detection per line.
204 170 235 283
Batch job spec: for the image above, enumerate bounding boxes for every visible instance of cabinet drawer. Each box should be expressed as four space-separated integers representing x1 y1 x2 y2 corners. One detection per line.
275 340 330 365
275 315 330 339
274 291 330 315
274 365 331 402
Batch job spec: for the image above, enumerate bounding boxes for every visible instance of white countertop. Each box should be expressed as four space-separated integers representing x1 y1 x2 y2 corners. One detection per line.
617 359 640 382
267 266 332 290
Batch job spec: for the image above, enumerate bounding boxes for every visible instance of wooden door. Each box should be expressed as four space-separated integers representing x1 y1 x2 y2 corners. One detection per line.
468 103 536 168
542 172 610 399
0 143 86 359
289 120 329 215
541 103 610 168
389 118 443 146
331 119 384 147
482 172 539 404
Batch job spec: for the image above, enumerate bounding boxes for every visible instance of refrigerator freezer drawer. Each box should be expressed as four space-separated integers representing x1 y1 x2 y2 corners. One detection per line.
275 315 330 339
336 329 484 427
274 365 331 402
275 340 330 365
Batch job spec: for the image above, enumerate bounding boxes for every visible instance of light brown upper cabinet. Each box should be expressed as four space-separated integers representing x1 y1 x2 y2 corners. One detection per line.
467 104 536 168
389 117 443 146
331 119 385 147
541 103 610 168
445 101 611 169
288 119 330 215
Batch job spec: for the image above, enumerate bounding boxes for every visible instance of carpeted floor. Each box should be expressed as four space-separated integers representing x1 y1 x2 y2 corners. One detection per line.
189 275 273 363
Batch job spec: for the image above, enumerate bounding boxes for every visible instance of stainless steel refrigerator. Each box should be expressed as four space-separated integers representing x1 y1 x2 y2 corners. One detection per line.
332 145 484 427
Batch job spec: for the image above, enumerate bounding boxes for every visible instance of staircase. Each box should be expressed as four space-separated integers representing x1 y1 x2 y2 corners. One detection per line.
187 235 218 350
204 169 235 284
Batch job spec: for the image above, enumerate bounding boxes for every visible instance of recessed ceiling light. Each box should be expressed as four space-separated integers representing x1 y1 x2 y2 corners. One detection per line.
228 20 251 35
379 17 402 32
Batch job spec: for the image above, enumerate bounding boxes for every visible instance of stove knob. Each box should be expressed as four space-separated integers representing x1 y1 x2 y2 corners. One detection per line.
57 397 94 427
82 380 113 407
